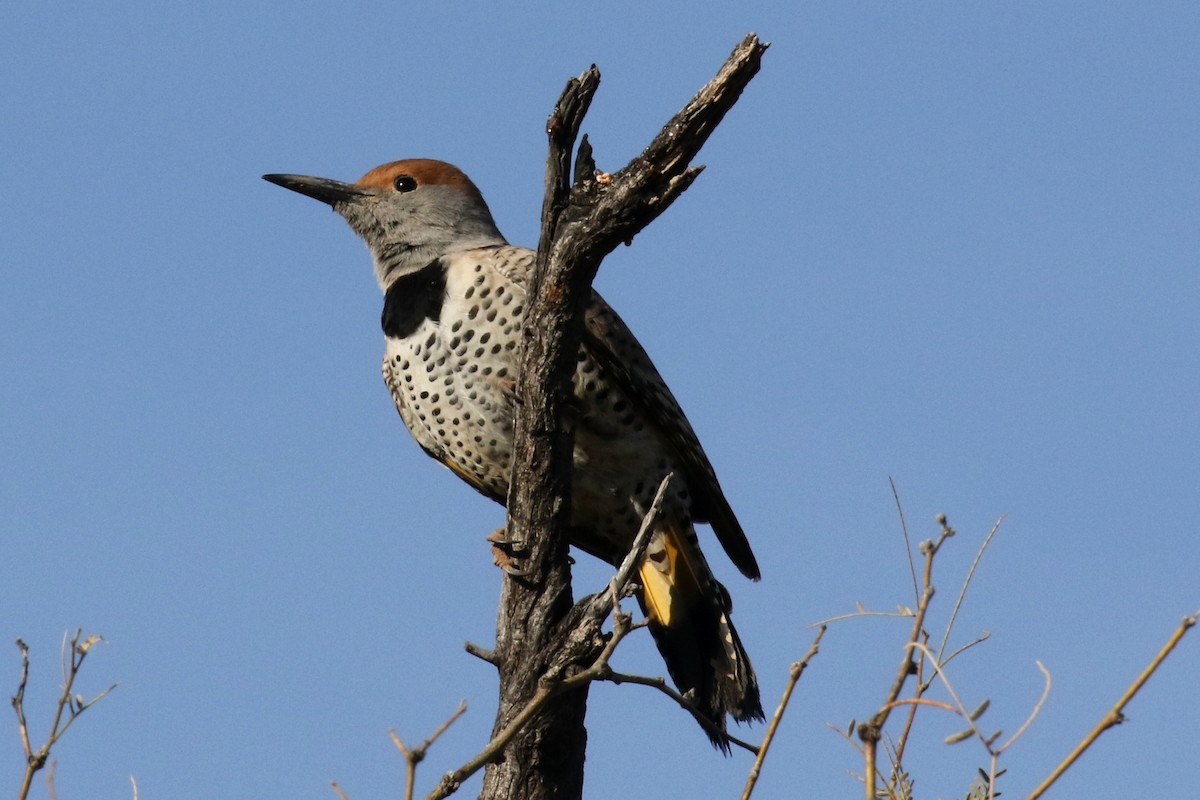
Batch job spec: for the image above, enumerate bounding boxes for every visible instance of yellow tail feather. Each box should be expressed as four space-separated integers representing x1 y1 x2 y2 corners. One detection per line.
638 521 702 627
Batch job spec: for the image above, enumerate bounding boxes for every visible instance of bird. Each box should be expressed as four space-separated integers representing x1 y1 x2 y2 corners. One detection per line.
263 159 763 745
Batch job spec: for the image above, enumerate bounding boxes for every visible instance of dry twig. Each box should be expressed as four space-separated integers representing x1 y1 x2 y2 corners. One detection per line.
935 515 1005 668
741 626 826 800
847 513 956 797
909 641 1053 798
1026 610 1199 800
427 478 679 800
857 518 953 799
601 668 759 755
13 630 116 800
889 477 919 604
389 700 468 800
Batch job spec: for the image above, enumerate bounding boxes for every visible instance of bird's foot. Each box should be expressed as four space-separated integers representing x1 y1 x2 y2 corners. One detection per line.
487 527 527 577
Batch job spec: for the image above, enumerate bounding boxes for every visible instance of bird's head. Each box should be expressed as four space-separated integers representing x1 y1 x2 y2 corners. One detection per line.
264 159 506 289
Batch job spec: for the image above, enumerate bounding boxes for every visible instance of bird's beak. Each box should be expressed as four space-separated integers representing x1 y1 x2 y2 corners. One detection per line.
262 173 370 206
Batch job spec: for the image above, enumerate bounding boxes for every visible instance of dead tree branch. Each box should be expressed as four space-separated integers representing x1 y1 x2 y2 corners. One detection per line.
478 34 767 800
741 626 826 800
430 478 677 800
388 701 468 800
857 516 954 800
1026 610 1199 800
13 630 116 800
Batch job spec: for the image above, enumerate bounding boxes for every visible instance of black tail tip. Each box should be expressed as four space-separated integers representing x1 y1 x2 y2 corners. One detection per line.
697 687 764 754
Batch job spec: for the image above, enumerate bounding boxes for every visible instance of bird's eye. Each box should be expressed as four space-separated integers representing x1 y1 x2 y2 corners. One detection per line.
393 175 418 193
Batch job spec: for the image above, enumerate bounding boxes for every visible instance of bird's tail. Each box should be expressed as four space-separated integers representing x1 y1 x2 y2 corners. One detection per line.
637 519 763 751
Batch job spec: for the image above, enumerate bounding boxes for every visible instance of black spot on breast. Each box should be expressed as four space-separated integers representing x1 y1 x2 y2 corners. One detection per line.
381 259 448 339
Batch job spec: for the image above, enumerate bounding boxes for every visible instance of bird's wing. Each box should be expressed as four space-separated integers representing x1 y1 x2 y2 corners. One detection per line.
582 295 760 581
484 244 759 580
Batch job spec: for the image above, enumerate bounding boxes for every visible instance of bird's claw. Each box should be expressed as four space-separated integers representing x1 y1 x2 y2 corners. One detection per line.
486 528 525 550
488 527 527 576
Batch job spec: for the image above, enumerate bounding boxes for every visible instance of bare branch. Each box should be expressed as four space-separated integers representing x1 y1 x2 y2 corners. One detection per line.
889 477 919 605
810 606 915 627
907 641 990 750
939 630 992 671
998 660 1051 753
13 638 33 761
432 476 696 798
858 517 954 800
390 700 468 800
426 684 555 800
883 697 961 715
1027 610 1199 800
592 473 672 619
889 629 927 776
741 626 826 800
462 642 497 666
600 669 759 755
481 35 768 800
936 515 1005 665
14 631 115 800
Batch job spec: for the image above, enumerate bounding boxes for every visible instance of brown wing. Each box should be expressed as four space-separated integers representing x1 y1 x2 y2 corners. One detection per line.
583 294 760 581
485 244 759 579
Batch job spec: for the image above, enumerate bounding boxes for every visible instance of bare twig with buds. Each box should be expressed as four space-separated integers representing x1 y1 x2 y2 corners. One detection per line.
13 629 116 800
857 516 954 798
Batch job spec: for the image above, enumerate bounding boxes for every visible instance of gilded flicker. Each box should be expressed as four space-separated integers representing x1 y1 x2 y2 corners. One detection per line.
264 159 763 744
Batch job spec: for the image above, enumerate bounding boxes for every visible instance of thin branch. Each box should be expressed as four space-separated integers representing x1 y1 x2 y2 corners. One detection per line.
426 685 553 800
391 700 468 800
858 518 953 800
883 697 960 714
741 626 826 800
936 515 1004 665
14 631 116 800
890 629 928 772
889 477 919 605
462 642 497 666
810 606 915 627
910 644 1050 763
1026 610 1199 800
899 516 1000 770
428 478 687 799
14 639 33 760
593 474 673 619
871 561 938 725
998 660 1051 752
601 670 759 755
860 580 934 800
429 613 648 799
939 631 992 671
907 641 991 750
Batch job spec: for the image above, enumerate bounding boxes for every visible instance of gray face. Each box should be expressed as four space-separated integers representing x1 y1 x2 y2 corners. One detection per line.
264 162 507 288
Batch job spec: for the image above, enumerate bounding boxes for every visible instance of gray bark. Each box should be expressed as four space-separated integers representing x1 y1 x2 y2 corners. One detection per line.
479 33 768 800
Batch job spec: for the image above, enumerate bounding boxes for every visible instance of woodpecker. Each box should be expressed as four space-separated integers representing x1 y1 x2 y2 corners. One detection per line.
263 160 763 745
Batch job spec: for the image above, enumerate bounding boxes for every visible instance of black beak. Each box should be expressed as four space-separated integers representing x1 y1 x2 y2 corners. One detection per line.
262 173 369 206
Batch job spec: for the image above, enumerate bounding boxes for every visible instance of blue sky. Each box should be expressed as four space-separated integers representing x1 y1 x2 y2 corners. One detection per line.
3 3 1197 798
